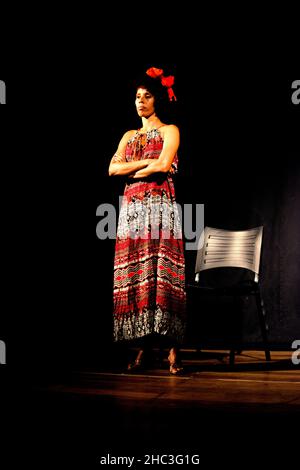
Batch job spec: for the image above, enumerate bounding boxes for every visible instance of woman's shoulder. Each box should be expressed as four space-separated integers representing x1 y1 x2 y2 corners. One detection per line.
119 129 137 144
159 123 179 130
123 129 137 139
159 123 179 137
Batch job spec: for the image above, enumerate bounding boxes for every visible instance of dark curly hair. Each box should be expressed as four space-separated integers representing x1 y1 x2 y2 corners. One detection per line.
133 73 172 121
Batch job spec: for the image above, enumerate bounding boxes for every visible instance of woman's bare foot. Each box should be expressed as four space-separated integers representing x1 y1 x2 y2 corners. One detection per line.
168 347 184 375
127 349 144 372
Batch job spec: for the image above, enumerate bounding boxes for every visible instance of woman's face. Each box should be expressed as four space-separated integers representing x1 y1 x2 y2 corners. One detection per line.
135 87 155 118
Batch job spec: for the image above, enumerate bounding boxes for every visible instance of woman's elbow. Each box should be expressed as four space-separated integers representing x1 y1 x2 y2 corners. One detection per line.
108 165 117 176
160 163 171 173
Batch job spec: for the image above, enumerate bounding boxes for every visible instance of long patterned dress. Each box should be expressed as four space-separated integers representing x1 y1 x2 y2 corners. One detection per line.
113 127 186 343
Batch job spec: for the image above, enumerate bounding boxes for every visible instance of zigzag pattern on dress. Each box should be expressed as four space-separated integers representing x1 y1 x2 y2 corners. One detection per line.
115 240 185 265
114 256 185 289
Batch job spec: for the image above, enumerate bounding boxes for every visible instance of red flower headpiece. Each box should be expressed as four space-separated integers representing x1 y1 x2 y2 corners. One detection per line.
146 67 177 102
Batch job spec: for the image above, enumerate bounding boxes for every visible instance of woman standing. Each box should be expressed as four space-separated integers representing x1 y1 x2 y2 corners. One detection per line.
109 67 186 374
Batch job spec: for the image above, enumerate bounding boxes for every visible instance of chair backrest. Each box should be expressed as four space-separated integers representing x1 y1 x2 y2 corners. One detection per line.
195 226 263 283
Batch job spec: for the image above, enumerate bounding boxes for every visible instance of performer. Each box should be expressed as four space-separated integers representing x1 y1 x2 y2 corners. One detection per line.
109 67 186 374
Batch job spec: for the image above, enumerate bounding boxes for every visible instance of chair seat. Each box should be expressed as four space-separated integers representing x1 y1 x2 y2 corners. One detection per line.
187 281 259 296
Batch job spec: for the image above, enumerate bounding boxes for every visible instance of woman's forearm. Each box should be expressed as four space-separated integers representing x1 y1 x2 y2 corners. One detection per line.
109 159 150 176
132 160 169 178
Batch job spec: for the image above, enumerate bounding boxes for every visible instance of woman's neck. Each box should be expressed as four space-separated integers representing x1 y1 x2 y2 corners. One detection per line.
140 114 162 132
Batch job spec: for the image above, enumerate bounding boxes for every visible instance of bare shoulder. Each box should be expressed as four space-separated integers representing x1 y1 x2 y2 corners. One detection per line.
160 124 180 138
160 124 179 132
119 129 137 145
124 129 137 138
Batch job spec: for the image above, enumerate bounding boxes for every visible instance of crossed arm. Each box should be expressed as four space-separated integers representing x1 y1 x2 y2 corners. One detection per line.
108 130 152 176
108 126 179 178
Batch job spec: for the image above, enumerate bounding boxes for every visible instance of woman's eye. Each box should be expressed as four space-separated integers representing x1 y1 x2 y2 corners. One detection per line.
136 94 152 100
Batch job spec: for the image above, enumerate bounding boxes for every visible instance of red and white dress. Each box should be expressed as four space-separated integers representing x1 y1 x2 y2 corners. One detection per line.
113 127 186 343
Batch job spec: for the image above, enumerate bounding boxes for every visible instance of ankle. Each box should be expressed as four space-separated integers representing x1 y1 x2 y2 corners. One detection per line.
136 349 144 363
168 347 180 364
127 349 145 371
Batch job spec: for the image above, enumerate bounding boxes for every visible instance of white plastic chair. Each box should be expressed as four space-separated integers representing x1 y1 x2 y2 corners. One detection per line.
191 226 271 366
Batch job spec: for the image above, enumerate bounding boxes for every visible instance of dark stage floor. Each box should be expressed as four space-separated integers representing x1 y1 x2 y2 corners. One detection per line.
3 350 300 467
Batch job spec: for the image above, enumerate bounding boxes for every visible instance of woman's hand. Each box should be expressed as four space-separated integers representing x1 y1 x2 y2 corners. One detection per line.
111 153 125 163
128 159 154 178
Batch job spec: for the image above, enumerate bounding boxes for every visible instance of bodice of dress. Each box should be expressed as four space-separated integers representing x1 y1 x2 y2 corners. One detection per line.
125 128 178 174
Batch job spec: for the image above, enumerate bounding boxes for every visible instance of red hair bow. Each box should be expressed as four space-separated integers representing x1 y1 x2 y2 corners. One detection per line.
146 67 177 102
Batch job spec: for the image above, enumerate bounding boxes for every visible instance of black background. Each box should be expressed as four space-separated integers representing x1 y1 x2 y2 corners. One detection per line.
1 37 299 466
1 54 299 368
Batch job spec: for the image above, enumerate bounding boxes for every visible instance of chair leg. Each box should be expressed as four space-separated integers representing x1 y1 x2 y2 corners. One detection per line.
255 290 271 361
228 295 240 367
229 349 235 367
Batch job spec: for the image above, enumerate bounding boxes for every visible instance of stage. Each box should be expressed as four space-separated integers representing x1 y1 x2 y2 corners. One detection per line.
13 349 299 466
